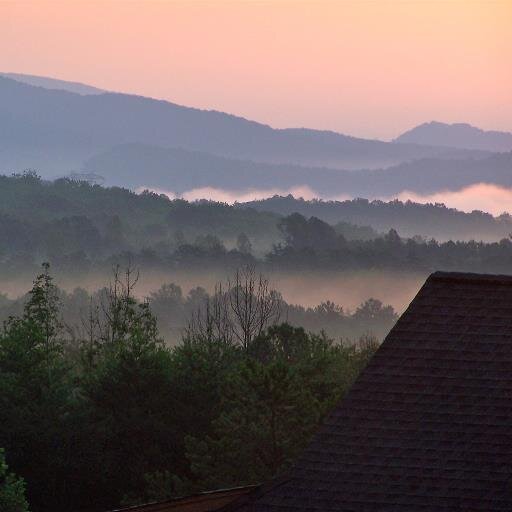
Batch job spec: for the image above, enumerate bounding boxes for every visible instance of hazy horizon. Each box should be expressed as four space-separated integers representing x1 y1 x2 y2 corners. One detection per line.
137 182 512 217
1 0 510 140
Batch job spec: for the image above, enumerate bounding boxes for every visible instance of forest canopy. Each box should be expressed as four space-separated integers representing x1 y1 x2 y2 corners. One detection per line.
0 264 379 511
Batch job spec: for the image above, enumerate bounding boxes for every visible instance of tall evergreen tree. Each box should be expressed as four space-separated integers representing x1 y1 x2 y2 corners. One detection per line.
0 264 74 511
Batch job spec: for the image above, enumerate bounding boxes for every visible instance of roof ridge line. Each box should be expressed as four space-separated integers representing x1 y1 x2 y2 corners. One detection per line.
429 271 512 283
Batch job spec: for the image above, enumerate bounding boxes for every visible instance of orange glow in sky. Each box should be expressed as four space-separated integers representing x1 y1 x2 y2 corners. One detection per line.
0 0 511 139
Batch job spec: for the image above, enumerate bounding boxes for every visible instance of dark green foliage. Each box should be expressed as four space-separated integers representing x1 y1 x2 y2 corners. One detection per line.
184 324 377 490
75 268 183 509
185 357 320 488
0 264 74 510
82 332 178 507
0 448 29 512
0 265 379 511
279 213 343 251
0 173 279 272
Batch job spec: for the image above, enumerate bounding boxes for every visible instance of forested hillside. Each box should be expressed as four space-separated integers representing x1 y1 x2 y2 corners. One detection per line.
0 172 280 264
244 194 512 241
2 174 512 280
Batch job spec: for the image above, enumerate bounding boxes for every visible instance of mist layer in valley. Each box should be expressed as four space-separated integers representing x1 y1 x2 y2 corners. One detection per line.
0 267 423 312
142 182 512 232
0 267 421 346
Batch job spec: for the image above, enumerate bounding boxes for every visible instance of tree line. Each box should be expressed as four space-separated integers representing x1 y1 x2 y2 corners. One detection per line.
4 211 512 278
244 194 512 242
0 280 397 346
268 213 512 273
4 173 512 278
0 265 378 512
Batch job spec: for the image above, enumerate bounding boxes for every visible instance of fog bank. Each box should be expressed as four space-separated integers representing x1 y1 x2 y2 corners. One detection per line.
140 182 512 217
0 268 426 315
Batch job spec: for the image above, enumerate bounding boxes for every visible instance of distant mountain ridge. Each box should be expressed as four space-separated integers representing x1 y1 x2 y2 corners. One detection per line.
395 121 512 152
0 74 489 178
1 72 105 95
84 143 512 197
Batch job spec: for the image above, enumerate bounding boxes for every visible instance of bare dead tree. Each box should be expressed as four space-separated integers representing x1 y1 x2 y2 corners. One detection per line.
79 264 141 366
228 266 281 349
186 282 233 345
187 266 281 350
98 264 139 343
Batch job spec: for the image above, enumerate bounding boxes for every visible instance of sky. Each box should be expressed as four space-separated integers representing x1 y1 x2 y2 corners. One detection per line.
0 0 511 139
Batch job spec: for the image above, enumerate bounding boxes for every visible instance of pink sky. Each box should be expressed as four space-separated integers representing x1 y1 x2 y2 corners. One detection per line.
1 0 511 139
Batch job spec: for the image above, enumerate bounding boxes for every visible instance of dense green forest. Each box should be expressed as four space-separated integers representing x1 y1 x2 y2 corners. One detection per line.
0 171 280 259
2 173 512 280
0 264 378 511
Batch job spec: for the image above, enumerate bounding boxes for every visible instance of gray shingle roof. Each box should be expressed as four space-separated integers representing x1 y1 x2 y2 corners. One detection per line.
226 272 512 511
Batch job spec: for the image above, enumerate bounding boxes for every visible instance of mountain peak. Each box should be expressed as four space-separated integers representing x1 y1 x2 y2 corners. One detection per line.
395 121 512 152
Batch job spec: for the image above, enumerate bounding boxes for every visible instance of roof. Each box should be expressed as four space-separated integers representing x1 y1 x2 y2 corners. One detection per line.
110 486 257 512
224 272 512 511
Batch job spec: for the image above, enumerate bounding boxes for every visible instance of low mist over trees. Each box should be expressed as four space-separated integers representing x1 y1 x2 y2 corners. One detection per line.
0 269 397 345
3 174 512 281
244 194 512 242
0 264 380 511
269 214 512 274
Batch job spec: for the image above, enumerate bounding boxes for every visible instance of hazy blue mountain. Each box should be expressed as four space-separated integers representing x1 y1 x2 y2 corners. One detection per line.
342 152 512 196
1 72 105 95
395 121 512 152
0 75 488 177
84 142 512 197
84 143 334 192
